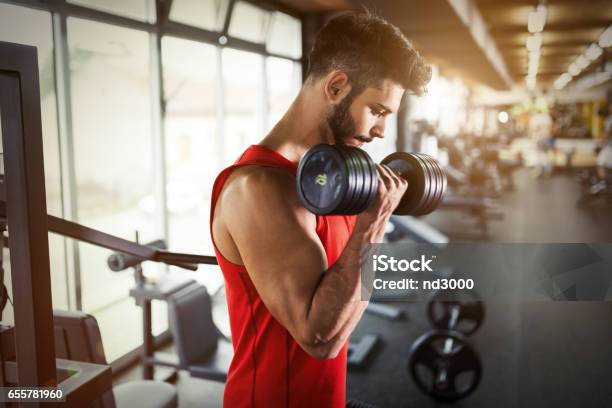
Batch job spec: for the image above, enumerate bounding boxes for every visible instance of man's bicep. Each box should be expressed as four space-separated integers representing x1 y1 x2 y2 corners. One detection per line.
226 172 327 341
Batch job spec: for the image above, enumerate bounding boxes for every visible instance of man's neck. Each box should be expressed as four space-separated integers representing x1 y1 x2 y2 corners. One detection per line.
260 87 331 163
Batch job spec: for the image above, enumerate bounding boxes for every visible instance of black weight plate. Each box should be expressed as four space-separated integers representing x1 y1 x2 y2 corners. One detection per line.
410 154 436 215
350 147 374 214
427 289 485 336
381 152 426 215
296 144 348 215
427 155 447 214
418 154 443 215
335 145 359 214
358 147 378 211
424 154 447 214
409 330 482 402
344 146 367 214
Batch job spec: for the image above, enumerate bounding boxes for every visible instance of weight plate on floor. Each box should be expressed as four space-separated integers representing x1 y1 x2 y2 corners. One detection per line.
409 330 482 402
427 289 485 336
296 144 348 215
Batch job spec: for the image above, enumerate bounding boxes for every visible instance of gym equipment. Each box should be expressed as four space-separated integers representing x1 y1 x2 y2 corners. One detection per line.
166 285 232 382
409 330 482 402
427 289 485 336
365 302 404 320
409 289 485 401
54 310 178 408
296 144 447 216
386 215 449 246
347 334 380 369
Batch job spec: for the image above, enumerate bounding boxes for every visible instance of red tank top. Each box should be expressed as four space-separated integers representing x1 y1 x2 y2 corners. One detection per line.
210 145 357 408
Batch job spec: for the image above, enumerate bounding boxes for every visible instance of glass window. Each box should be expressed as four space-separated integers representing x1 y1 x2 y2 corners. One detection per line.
267 12 302 59
161 36 224 292
67 17 161 359
0 3 69 315
68 0 155 23
222 48 265 163
228 1 269 43
169 0 224 31
266 57 301 131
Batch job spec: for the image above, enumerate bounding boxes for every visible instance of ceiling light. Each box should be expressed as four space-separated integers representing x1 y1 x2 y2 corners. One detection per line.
526 33 543 51
568 63 581 76
576 55 589 70
498 111 509 124
560 73 572 82
554 78 566 90
528 4 547 33
526 76 536 89
599 26 612 48
585 43 603 61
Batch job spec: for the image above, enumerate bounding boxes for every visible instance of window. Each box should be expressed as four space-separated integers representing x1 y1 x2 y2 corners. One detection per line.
267 12 302 59
68 0 156 23
222 48 265 163
266 57 301 131
228 1 270 43
67 17 160 359
169 0 224 31
0 3 69 316
161 36 224 292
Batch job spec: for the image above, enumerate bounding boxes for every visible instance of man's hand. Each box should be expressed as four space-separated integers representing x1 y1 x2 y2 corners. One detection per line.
355 164 409 243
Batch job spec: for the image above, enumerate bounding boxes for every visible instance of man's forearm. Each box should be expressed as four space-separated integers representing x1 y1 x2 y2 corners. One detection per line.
305 216 386 346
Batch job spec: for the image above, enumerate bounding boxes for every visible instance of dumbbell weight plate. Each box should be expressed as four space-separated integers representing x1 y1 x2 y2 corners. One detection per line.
411 153 437 215
381 152 428 215
409 330 482 402
427 289 485 336
335 145 361 214
296 144 348 215
351 147 377 213
430 155 448 212
418 154 441 215
420 154 447 215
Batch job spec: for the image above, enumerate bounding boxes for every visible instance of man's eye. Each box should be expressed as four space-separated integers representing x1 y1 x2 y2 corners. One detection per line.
372 109 384 117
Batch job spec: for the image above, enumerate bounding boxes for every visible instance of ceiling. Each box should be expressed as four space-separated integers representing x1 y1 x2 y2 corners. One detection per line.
476 0 612 87
271 0 612 91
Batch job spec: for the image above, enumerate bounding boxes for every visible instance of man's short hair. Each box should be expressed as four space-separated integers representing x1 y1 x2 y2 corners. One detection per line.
306 11 431 96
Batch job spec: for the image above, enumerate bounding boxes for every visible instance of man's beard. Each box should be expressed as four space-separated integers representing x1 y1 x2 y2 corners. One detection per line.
326 93 357 146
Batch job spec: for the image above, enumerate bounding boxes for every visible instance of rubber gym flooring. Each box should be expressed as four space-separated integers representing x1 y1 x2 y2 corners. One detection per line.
117 169 612 407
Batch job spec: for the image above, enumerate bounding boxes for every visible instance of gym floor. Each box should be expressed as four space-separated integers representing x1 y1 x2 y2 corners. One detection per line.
116 169 612 407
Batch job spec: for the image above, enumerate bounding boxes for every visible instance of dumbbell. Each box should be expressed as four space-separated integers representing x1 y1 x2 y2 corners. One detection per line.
296 143 447 216
408 289 485 402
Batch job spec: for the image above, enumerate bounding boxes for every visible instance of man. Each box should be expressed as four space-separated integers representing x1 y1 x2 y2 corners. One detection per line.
210 11 430 407
595 101 612 188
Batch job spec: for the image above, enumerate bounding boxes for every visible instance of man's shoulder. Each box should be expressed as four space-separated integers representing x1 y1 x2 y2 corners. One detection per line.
223 165 296 205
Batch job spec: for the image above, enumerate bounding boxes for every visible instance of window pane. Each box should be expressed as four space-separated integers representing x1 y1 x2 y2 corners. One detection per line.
161 36 225 292
223 48 265 163
266 57 301 131
68 17 159 359
267 12 301 59
169 0 223 31
0 3 69 315
228 1 269 43
68 0 155 23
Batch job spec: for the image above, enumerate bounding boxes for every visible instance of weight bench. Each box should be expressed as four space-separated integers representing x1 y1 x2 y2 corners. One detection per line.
53 310 178 408
386 215 449 246
439 195 504 238
166 285 233 382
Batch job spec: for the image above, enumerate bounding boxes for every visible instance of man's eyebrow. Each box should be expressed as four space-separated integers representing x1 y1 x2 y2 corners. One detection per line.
372 103 393 114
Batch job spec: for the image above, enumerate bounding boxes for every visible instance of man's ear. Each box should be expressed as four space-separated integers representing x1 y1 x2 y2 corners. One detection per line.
323 71 351 104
